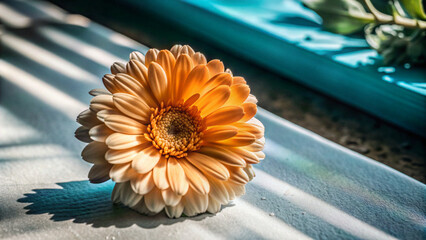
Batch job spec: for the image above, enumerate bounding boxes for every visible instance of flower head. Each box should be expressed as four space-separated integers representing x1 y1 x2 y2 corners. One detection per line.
75 45 265 218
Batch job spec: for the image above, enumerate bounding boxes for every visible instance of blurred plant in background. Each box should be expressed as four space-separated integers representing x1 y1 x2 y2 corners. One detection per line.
303 0 426 65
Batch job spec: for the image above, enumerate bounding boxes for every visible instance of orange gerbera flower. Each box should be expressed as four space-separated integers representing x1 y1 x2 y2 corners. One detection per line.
75 45 265 218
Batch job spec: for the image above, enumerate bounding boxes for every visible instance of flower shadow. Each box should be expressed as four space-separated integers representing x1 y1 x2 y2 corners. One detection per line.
17 180 216 228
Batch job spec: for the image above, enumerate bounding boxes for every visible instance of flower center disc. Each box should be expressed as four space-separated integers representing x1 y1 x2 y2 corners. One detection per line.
147 106 203 158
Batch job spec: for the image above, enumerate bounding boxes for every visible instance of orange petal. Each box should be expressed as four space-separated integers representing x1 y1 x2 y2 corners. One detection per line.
161 188 182 206
204 106 244 126
206 59 224 77
228 166 250 185
113 93 151 123
131 171 155 195
167 157 189 196
110 62 125 74
89 124 114 142
148 62 168 103
132 146 161 174
198 145 246 167
231 122 263 139
183 93 200 107
90 95 114 112
105 146 146 164
240 102 257 122
216 132 256 147
200 72 232 96
81 141 108 164
225 84 250 106
172 54 193 101
153 156 170 190
144 187 165 213
106 133 148 150
88 163 112 183
232 76 246 85
104 114 147 135
182 65 209 100
197 85 230 117
243 137 265 152
129 51 145 63
179 159 210 195
156 50 176 84
103 74 119 93
203 125 238 142
145 48 159 66
186 152 229 181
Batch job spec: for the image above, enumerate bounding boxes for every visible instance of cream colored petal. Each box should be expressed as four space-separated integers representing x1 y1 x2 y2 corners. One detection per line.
131 201 155 215
240 102 257 122
90 94 114 112
254 151 265 160
105 146 146 164
132 146 161 174
200 72 232 96
225 68 233 76
225 84 250 106
112 182 143 207
172 54 193 101
77 109 101 128
179 159 210 195
96 109 120 122
167 157 189 196
162 188 182 206
109 163 134 183
81 141 108 164
227 147 260 164
88 163 111 183
89 88 110 96
225 182 236 200
204 106 244 126
148 62 168 103
228 166 250 185
229 182 245 197
144 187 165 213
131 171 155 195
231 122 263 139
197 85 230 117
232 76 246 85
111 62 126 74
75 126 92 143
186 152 229 181
145 48 160 66
207 196 221 214
165 200 184 218
153 156 169 190
245 94 258 104
183 189 208 216
156 50 176 85
203 125 238 142
113 93 151 123
126 60 149 89
103 74 119 93
182 65 209 100
243 137 265 152
243 164 256 181
106 133 148 150
207 176 229 204
105 114 147 135
192 52 207 65
216 132 256 147
129 51 145 64
170 44 183 58
116 70 157 107
206 59 224 77
198 146 246 167
180 45 195 57
89 124 114 142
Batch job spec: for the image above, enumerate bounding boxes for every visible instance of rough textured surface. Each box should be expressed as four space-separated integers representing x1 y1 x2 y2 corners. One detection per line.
0 1 425 239
45 0 426 183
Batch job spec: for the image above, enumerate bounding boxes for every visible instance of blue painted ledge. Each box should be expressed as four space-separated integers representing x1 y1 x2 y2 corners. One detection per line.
124 0 426 137
0 1 424 239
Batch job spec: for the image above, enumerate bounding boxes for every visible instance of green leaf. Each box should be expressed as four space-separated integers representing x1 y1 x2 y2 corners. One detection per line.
303 0 375 34
399 0 426 20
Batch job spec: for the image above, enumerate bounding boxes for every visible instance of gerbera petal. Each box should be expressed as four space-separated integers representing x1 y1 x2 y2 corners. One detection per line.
225 84 250 106
183 189 208 217
148 62 168 103
170 44 182 58
113 93 151 123
228 147 260 164
207 176 230 204
232 76 246 85
153 156 170 190
126 60 149 89
162 188 182 206
179 45 195 57
198 145 246 167
203 125 238 142
88 163 112 183
186 152 229 181
104 114 147 135
89 124 114 142
254 151 266 160
144 187 165 213
106 133 148 150
200 72 232 96
156 50 176 85
96 109 120 122
145 48 160 66
167 157 189 196
206 59 224 77
105 146 146 164
89 88 110 96
179 159 210 195
197 85 231 117
245 94 258 104
172 54 193 101
240 102 257 122
81 141 108 164
129 51 145 64
182 65 209 100
204 106 244 126
215 132 256 147
192 52 207 65
109 163 136 183
131 171 155 195
231 122 263 139
207 196 221 214
89 95 114 112
75 126 92 143
165 200 184 218
243 164 256 181
183 93 200 107
228 166 250 185
103 74 119 93
132 146 161 174
112 182 143 207
116 70 156 107
243 137 265 152
111 62 125 74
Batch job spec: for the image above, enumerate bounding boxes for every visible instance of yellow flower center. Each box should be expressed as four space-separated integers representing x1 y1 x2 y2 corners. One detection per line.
146 105 204 158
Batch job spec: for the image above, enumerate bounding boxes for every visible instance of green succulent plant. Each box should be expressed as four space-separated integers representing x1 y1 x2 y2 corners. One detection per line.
303 0 426 65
